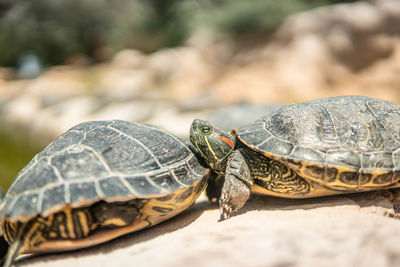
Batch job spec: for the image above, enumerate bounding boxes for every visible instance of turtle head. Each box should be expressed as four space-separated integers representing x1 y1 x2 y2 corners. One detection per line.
190 119 234 172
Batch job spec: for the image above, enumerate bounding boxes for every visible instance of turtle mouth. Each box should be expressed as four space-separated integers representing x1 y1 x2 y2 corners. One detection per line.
190 129 206 153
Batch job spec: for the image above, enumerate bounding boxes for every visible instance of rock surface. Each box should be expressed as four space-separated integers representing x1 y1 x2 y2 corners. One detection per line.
16 192 400 267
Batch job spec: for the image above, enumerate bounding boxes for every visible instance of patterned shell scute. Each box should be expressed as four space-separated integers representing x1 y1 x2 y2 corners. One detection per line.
237 96 400 173
0 120 207 222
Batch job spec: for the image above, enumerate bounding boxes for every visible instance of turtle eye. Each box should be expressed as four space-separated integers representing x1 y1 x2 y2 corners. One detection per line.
200 124 212 134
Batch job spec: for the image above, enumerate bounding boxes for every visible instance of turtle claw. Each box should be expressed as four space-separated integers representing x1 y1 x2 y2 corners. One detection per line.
218 173 251 221
219 211 229 222
384 211 400 219
219 194 233 221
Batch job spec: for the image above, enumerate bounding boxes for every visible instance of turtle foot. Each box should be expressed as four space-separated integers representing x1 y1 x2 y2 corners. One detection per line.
380 189 400 219
384 211 400 219
218 178 250 221
219 192 234 221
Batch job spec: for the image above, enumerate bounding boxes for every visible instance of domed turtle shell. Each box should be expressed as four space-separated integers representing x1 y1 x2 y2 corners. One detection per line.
235 95 400 190
0 120 208 223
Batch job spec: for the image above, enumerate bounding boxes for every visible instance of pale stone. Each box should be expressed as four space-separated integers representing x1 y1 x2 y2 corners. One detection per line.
146 103 210 138
0 80 31 103
212 0 400 104
28 96 101 143
0 67 15 83
26 67 88 101
111 49 147 69
2 94 41 126
97 68 156 100
209 103 282 131
88 100 154 123
146 47 218 103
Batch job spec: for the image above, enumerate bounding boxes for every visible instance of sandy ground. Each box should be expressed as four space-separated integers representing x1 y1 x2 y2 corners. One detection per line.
14 191 400 267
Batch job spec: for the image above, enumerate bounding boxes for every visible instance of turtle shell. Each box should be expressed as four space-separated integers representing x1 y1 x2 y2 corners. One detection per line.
0 120 208 223
236 96 400 190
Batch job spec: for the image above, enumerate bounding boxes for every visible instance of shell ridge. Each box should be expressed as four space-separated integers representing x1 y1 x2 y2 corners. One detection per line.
255 136 273 149
391 151 396 184
366 100 400 147
64 183 71 203
171 169 190 187
357 152 363 188
35 190 44 215
144 175 170 193
76 144 113 174
140 123 192 154
320 104 341 148
182 154 207 184
48 157 64 183
62 144 107 199
117 176 141 196
107 126 164 168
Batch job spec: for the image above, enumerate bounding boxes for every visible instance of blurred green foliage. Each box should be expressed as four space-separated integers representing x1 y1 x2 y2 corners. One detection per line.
0 0 358 67
0 0 113 66
195 0 309 34
0 130 43 190
108 0 191 53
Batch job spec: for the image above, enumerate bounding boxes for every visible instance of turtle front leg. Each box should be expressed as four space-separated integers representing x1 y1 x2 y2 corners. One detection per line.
219 149 253 221
385 189 400 218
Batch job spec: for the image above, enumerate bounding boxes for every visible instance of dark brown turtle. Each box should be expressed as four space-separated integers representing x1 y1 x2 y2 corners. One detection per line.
190 96 400 220
0 120 208 266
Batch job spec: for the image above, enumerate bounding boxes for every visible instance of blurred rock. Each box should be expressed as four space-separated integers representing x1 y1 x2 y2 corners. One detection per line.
212 0 400 104
88 100 154 123
64 54 92 67
28 96 101 144
331 41 400 100
146 47 218 103
186 29 235 69
0 67 15 83
0 80 28 103
209 102 282 131
26 66 89 105
146 103 210 139
111 49 147 69
97 68 156 100
274 0 400 71
2 93 41 126
17 52 43 79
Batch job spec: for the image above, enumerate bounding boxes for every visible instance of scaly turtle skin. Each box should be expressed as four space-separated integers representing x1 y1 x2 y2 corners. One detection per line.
0 120 208 266
190 96 400 220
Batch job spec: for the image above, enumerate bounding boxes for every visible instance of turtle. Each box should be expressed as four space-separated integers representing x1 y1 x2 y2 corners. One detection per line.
190 95 400 220
0 120 208 266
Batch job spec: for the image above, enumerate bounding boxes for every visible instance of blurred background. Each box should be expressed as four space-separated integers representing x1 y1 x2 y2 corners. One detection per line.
0 0 399 190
